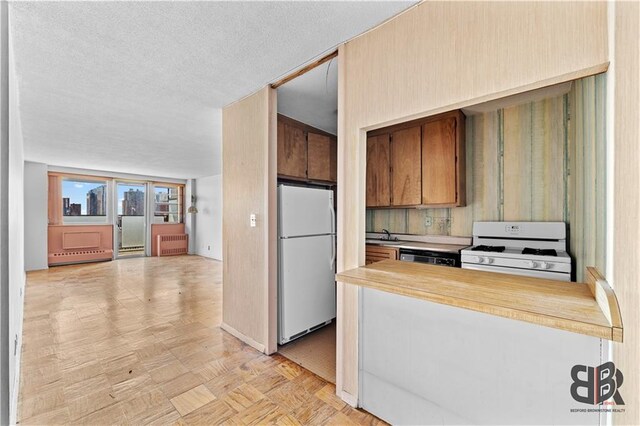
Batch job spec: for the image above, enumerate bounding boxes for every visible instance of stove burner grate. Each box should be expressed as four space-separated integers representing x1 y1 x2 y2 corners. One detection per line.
471 245 505 253
522 247 557 257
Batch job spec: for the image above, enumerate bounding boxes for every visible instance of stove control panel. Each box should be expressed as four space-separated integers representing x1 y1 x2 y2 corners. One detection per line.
505 224 522 234
460 254 571 274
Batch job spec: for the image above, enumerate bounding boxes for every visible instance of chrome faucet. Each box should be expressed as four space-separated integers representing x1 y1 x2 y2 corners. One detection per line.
381 229 392 241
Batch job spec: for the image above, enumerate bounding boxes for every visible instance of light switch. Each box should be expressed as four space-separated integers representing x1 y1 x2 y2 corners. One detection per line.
250 213 257 228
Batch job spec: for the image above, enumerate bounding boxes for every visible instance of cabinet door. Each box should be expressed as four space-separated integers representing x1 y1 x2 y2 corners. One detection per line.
366 134 391 207
365 245 399 264
422 117 458 205
307 132 334 182
391 126 422 206
278 122 307 179
329 137 337 183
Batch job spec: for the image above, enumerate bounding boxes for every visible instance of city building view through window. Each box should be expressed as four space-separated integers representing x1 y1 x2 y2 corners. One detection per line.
154 186 182 223
117 185 145 216
62 179 107 216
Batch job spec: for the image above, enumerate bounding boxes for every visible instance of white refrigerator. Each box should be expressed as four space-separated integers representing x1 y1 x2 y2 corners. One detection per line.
278 185 336 345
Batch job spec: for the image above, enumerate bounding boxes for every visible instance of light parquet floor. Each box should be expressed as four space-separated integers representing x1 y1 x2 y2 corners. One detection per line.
18 255 384 425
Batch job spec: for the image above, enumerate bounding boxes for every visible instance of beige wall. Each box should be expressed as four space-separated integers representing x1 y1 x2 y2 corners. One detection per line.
222 87 277 354
613 2 640 425
337 1 608 401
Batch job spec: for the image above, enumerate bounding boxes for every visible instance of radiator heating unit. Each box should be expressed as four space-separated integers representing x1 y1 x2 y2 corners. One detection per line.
157 234 189 256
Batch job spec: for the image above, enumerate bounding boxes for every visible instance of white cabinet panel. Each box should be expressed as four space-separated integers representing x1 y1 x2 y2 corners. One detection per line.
360 288 602 425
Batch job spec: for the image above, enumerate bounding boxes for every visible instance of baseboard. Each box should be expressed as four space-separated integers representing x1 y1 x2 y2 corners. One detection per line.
341 390 358 408
220 322 266 353
195 251 222 261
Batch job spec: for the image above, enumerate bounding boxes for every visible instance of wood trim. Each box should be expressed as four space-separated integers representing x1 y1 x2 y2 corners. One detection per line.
337 261 623 342
48 174 61 225
266 87 278 355
335 44 347 400
48 171 111 181
271 50 338 89
585 267 623 342
220 322 266 353
340 391 358 408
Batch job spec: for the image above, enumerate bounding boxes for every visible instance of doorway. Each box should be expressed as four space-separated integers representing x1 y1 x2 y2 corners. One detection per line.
275 53 338 384
115 181 147 258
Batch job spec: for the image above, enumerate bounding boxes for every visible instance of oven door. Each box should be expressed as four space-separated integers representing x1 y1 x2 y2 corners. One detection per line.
461 263 570 281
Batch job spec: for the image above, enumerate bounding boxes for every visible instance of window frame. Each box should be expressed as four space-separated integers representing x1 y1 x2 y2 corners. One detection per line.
152 183 184 224
60 175 111 225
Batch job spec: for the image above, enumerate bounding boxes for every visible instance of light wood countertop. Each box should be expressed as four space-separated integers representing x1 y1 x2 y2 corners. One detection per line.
365 240 469 253
336 260 623 342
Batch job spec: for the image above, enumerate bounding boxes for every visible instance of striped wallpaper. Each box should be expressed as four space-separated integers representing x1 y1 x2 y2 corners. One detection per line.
569 75 607 280
366 74 606 280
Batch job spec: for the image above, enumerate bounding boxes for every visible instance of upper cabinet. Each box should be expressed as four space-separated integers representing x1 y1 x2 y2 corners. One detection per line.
422 113 465 206
307 132 337 182
277 120 307 179
366 110 466 208
390 126 422 206
366 134 391 207
277 115 337 184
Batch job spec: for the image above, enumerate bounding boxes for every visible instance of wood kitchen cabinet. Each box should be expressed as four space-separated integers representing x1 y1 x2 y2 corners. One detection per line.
307 132 337 182
422 111 465 206
278 120 307 179
365 110 466 208
390 126 422 206
277 115 337 184
365 245 399 264
366 134 391 207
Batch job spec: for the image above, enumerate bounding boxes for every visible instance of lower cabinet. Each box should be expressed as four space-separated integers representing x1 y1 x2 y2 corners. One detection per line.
365 245 399 265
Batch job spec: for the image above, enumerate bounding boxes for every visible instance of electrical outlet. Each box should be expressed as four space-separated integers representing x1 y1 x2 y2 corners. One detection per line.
425 216 433 227
250 214 257 228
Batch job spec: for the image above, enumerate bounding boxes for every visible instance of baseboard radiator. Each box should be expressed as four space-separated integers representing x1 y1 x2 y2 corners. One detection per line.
157 234 189 256
48 227 113 266
49 249 113 265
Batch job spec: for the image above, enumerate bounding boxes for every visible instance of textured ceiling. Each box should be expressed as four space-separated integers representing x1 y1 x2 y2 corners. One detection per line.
9 1 414 178
278 59 338 135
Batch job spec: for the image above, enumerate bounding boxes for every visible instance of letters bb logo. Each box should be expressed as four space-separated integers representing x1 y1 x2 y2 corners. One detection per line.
570 362 624 405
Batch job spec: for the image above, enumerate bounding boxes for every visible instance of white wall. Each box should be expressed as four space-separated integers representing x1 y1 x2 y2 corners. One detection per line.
0 2 9 422
23 162 47 271
8 21 25 425
195 174 222 260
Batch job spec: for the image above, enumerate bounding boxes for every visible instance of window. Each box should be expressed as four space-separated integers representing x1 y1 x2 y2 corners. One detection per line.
154 185 183 223
62 178 108 217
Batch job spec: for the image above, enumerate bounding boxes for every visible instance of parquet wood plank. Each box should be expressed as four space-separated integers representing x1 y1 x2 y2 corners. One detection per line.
19 256 385 425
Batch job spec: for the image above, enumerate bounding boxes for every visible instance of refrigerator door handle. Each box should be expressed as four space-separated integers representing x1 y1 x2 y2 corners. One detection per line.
329 202 336 234
330 234 336 269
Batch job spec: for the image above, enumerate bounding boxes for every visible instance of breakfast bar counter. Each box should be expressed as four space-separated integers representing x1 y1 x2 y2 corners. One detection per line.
337 259 623 341
337 261 624 425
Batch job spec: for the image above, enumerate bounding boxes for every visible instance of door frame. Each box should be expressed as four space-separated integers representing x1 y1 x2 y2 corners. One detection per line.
113 180 149 259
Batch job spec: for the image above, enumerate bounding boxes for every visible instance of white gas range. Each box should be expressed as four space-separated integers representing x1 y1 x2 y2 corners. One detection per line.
461 221 572 281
